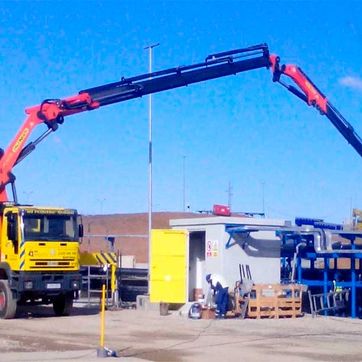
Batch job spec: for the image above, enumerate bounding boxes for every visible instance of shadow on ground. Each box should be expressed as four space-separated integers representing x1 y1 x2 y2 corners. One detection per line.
15 304 100 319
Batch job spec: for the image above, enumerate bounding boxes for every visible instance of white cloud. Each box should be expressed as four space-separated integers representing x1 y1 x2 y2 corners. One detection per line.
339 76 362 91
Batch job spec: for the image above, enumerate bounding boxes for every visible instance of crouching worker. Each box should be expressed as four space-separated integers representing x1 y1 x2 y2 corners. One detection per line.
206 273 229 319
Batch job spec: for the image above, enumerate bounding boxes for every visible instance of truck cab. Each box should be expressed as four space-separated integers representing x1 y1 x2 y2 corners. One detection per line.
0 204 83 318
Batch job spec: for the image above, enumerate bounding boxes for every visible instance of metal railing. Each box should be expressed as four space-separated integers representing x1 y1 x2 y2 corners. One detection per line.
81 265 111 307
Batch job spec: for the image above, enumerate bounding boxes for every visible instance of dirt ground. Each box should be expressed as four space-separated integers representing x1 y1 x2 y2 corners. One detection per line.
1 303 362 362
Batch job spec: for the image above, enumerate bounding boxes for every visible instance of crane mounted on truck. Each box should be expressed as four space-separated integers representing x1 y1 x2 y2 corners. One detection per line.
0 43 361 319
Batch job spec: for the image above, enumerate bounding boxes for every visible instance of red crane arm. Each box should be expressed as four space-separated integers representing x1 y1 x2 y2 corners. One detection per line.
269 54 327 113
269 54 362 158
0 93 99 202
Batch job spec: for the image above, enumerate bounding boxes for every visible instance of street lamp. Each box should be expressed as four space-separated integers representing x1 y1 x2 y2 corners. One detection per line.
182 155 186 212
97 198 106 214
144 43 159 286
22 190 33 204
261 181 265 216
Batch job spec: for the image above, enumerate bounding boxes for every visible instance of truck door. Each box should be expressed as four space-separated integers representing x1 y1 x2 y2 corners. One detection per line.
1 211 20 269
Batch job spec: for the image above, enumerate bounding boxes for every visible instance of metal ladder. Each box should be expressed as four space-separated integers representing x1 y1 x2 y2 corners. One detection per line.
308 289 349 317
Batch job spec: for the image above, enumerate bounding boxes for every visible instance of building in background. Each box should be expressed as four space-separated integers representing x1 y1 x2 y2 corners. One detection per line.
170 216 290 301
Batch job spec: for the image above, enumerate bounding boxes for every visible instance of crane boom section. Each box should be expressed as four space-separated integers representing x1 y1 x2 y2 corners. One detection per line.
0 44 270 201
270 54 362 158
81 49 270 107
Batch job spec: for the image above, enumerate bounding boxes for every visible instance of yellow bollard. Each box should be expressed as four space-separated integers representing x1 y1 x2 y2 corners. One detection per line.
97 284 107 357
111 265 116 295
97 283 118 358
100 283 106 348
111 264 119 307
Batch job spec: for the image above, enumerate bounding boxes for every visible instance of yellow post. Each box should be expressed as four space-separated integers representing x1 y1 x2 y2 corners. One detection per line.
111 264 116 295
100 283 106 348
111 264 118 307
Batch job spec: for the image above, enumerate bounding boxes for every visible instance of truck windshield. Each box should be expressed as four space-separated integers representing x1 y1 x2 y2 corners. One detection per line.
22 213 78 242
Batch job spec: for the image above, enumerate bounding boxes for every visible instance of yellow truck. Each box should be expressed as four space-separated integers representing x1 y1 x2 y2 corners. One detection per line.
0 205 83 318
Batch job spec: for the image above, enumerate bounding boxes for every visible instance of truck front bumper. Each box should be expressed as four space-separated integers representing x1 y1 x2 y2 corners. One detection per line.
9 271 81 298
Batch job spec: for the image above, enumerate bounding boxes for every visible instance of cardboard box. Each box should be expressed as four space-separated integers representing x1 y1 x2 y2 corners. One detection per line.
201 308 215 319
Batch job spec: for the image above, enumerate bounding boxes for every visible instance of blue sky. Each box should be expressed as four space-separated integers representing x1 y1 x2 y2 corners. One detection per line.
0 1 361 223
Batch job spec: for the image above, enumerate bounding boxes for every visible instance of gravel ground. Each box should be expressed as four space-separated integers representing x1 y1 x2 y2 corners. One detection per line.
0 304 362 362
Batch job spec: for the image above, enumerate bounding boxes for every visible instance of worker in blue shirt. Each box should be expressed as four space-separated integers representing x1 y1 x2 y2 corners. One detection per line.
206 273 229 318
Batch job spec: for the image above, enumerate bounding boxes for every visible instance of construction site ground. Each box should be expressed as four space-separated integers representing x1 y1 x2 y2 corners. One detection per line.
1 303 362 362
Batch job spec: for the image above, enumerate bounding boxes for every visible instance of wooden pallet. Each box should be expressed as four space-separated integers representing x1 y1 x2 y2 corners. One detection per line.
247 284 303 319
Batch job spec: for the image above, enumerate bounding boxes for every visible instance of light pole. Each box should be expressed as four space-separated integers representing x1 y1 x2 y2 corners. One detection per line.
182 155 186 212
261 181 265 216
97 198 106 214
22 190 33 204
87 221 93 252
227 181 233 210
144 43 159 285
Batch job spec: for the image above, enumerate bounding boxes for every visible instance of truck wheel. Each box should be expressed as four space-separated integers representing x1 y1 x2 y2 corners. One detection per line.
0 280 17 319
53 294 73 316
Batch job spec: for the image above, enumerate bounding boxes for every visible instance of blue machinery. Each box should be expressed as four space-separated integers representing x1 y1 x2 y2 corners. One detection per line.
226 219 362 318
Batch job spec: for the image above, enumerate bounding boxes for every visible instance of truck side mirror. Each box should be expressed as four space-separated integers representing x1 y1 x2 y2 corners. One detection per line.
78 224 84 238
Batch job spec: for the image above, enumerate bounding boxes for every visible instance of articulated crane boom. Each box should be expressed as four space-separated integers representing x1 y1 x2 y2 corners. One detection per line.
2 43 362 205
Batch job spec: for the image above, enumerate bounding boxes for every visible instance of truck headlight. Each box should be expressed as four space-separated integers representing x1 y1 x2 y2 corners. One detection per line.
72 280 80 290
24 281 33 290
